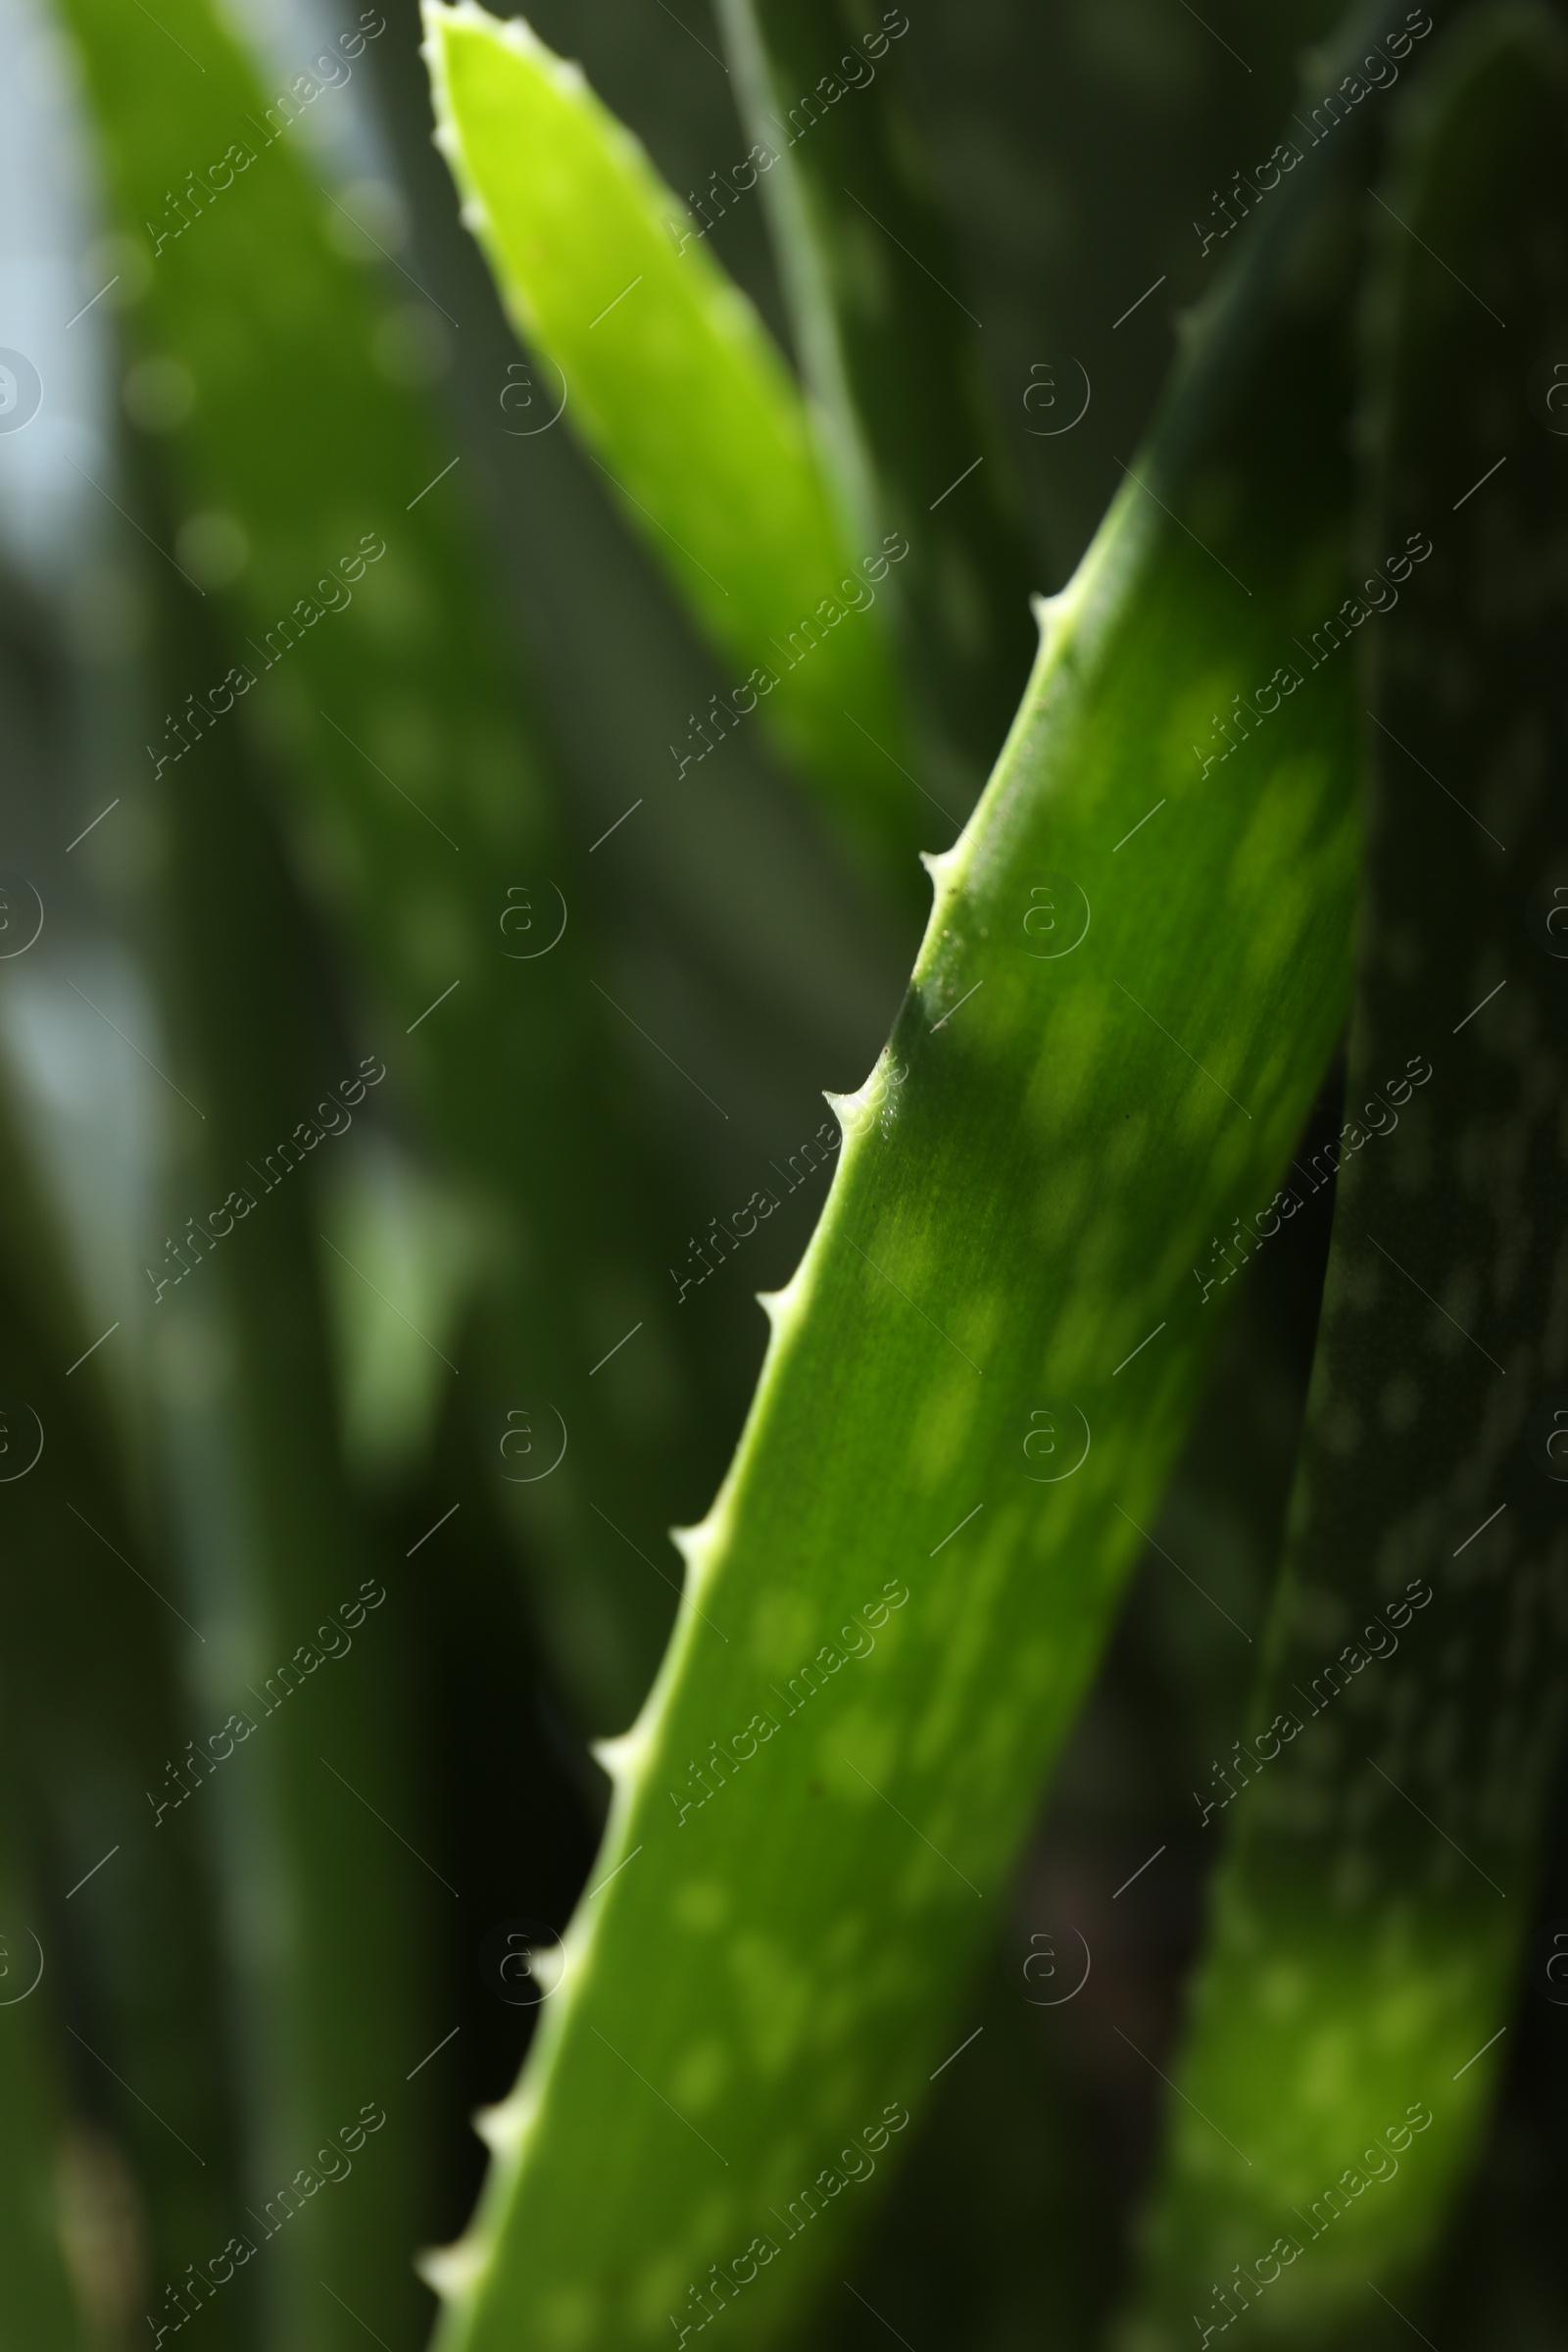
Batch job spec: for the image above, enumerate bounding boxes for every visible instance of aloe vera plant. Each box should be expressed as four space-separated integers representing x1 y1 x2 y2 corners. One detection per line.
4 0 1566 2344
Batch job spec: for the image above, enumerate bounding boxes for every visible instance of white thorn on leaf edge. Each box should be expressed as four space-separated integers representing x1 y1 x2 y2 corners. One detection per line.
590 1725 648 1781
418 2238 486 2300
669 1520 711 1568
474 2089 529 2154
755 1270 805 1333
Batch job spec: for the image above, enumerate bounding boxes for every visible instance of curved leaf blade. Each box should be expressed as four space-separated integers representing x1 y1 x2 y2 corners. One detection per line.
422 0 916 872
1116 13 1568 2344
421 80 1390 2352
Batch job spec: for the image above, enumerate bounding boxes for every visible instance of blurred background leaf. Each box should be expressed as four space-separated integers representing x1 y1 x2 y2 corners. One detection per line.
1119 11 1568 2343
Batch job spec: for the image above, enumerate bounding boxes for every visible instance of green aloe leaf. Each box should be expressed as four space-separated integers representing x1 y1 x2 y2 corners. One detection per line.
712 0 1039 798
132 538 437 2352
419 49 1403 2347
0 1105 93 2350
0 1054 246 2343
422 0 917 874
0 1795 81 2350
52 0 718 1728
1117 11 1568 2345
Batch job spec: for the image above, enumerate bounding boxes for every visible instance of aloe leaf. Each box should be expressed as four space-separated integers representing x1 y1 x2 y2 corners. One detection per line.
711 0 1038 795
118 516 443 2351
0 1046 252 2341
0 1793 82 2348
421 0 917 872
808 1199 1341 2347
0 527 431 2351
418 64 1405 2348
0 1123 91 2348
52 0 717 1727
1116 13 1568 2344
